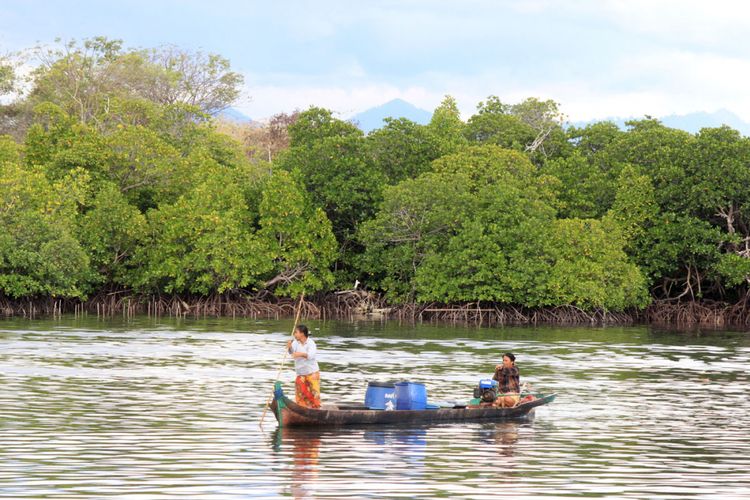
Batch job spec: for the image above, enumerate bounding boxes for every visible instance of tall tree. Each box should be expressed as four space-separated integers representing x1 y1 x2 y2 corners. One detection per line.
465 96 569 160
0 54 16 95
0 163 92 298
239 111 299 162
257 170 337 296
360 145 552 302
426 95 468 156
130 163 268 295
141 45 244 115
367 117 441 184
278 107 384 284
19 38 243 130
465 100 536 150
509 97 566 156
76 182 147 288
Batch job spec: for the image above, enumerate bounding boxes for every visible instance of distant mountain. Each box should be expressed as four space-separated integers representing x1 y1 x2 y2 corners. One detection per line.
571 109 750 136
215 107 253 123
661 109 750 136
351 99 432 133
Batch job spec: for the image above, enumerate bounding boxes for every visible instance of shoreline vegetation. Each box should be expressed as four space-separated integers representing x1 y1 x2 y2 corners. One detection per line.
4 38 750 329
2 291 750 327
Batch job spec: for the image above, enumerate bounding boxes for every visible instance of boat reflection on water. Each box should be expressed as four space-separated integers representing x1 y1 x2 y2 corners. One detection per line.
362 427 427 447
476 421 524 457
271 427 322 499
270 422 539 497
363 427 428 467
270 425 432 494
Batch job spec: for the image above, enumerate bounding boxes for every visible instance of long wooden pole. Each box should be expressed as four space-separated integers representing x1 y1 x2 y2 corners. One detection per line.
259 293 305 427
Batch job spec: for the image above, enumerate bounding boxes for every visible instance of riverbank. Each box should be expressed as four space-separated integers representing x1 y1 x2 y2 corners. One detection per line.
3 290 750 327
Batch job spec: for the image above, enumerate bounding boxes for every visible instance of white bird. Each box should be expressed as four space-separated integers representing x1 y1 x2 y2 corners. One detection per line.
354 279 360 290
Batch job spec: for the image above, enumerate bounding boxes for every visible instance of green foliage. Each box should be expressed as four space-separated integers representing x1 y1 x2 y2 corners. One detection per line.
465 96 569 161
0 162 92 298
9 34 750 310
688 126 750 222
24 99 253 214
361 142 645 310
466 111 536 150
603 121 750 298
545 218 649 310
606 165 657 245
543 121 630 219
77 182 147 286
541 152 617 218
360 146 545 302
0 135 20 164
634 213 722 287
100 125 184 208
415 219 518 303
130 164 336 297
257 170 337 296
414 207 555 306
510 98 561 126
0 57 15 95
431 145 539 189
131 163 268 295
279 108 385 286
290 134 383 239
23 103 84 167
426 96 468 156
358 172 470 301
604 119 695 212
367 118 441 184
716 253 750 288
568 121 624 158
287 107 362 146
28 37 243 125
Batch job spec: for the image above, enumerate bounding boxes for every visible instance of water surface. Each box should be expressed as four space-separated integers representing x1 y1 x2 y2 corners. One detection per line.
1 317 749 498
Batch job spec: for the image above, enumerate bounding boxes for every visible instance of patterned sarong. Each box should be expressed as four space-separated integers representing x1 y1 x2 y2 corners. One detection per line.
295 371 321 408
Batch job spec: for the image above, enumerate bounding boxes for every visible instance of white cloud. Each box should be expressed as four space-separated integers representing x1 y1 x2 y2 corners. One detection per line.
8 1 750 126
236 0 750 123
600 0 750 50
239 41 750 125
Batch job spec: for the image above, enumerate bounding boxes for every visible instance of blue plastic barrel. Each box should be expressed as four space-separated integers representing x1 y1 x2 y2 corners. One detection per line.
365 381 397 410
395 381 427 410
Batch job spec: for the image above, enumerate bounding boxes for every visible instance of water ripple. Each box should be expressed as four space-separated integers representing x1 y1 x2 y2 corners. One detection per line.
1 318 749 498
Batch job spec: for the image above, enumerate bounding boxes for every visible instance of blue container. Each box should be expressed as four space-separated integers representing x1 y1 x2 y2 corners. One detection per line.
365 381 397 410
395 381 427 410
479 379 498 390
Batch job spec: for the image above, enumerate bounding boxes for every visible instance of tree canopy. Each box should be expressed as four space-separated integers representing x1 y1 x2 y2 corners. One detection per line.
3 37 750 313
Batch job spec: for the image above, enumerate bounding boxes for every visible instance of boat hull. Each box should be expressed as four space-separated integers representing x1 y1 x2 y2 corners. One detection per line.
269 384 556 427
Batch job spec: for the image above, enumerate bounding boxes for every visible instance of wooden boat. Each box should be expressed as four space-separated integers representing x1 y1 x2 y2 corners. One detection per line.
269 382 556 427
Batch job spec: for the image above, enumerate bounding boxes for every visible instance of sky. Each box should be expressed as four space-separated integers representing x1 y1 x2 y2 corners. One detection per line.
3 0 750 122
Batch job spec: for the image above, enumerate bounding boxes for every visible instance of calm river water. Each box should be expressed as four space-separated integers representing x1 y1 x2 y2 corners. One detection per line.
1 317 749 498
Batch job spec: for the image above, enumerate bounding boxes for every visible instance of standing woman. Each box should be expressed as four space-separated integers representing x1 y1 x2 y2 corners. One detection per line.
492 352 520 407
286 324 321 408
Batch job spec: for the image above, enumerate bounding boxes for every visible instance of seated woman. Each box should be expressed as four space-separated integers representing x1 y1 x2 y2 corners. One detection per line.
492 352 520 407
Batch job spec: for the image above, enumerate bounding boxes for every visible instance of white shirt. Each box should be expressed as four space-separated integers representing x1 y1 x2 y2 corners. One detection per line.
288 337 320 376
